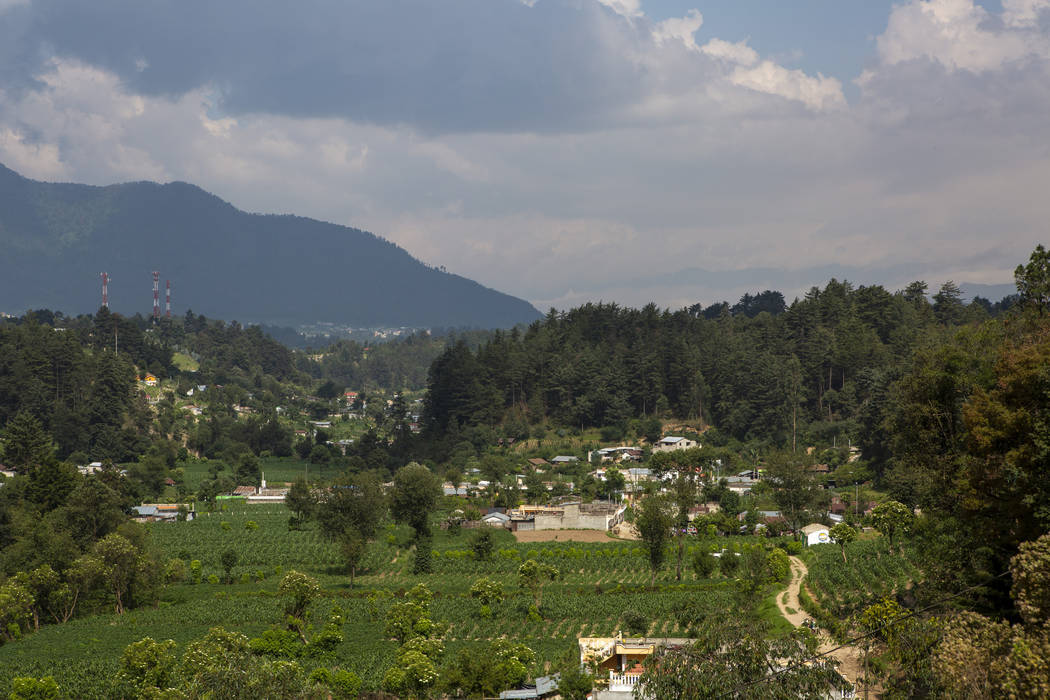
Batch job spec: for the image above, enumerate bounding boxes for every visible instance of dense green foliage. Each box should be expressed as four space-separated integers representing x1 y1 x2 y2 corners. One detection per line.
421 280 1007 457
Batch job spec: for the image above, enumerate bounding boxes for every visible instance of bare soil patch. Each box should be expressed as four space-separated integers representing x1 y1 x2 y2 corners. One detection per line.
513 529 614 543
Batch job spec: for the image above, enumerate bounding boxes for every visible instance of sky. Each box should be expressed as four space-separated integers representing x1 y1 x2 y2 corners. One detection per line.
1 0 1048 311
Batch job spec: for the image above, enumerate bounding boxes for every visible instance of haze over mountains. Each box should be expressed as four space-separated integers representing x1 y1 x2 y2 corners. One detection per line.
0 164 541 328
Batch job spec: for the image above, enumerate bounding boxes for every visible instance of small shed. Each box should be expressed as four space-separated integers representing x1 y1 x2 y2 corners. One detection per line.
802 523 830 546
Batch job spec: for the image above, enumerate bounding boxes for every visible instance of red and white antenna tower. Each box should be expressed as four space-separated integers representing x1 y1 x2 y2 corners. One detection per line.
100 272 109 309
165 280 171 318
152 271 160 320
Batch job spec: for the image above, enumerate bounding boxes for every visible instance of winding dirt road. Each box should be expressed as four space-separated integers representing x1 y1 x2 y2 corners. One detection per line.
777 556 864 687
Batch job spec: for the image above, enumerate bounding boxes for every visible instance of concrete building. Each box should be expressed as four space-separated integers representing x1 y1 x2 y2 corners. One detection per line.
652 436 699 452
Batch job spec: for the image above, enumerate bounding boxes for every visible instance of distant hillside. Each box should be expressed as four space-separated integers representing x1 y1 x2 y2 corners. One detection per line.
958 282 1017 304
0 164 541 328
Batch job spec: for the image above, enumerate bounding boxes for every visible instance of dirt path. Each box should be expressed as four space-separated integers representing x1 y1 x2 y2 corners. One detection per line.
778 556 865 688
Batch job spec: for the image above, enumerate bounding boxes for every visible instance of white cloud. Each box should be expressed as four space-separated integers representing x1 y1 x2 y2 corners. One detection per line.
878 0 1048 72
652 10 704 52
598 0 642 19
701 38 759 66
730 62 846 111
0 126 66 179
1002 0 1050 28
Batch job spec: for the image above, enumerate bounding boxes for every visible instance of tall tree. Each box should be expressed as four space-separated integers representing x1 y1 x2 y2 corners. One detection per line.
636 495 674 587
765 451 823 539
390 463 442 574
1014 244 1050 315
315 472 386 587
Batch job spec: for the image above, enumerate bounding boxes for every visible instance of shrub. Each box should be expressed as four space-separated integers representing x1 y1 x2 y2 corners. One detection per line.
691 550 717 579
190 560 203 584
164 558 187 583
622 610 649 636
767 549 790 584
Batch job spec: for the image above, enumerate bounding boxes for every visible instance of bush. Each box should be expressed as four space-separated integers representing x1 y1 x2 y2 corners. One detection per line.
413 537 433 575
785 541 803 556
9 676 61 700
470 529 495 561
691 550 717 579
720 551 739 576
767 549 790 584
622 610 649 635
165 558 187 583
190 559 203 584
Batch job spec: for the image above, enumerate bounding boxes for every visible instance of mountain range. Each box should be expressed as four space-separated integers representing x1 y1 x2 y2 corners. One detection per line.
0 164 541 328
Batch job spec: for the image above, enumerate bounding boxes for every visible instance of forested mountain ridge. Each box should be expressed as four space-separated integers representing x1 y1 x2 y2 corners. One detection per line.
0 163 541 328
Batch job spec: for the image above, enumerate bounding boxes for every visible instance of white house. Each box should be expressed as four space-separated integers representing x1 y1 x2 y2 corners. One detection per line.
652 436 699 453
802 523 831 546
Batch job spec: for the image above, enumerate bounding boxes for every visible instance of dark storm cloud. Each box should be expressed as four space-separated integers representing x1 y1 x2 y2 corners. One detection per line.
1 0 647 132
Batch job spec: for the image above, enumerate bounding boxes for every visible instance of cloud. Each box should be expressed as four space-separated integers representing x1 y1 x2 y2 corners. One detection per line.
652 10 704 52
0 0 845 135
598 0 643 19
701 38 759 67
730 62 845 111
1002 0 1050 28
0 0 1048 312
877 0 1049 72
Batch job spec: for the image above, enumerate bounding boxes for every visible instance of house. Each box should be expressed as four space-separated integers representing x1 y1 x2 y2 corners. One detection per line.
551 455 579 464
652 436 699 453
517 501 625 531
140 373 158 386
802 523 831 546
499 673 561 699
132 503 195 522
725 475 759 494
579 635 692 696
482 511 511 528
77 462 105 476
527 458 550 469
247 487 290 503
442 482 469 497
589 447 643 463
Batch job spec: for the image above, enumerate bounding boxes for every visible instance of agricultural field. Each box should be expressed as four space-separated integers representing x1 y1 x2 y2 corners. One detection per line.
0 505 759 697
176 457 330 490
803 537 921 619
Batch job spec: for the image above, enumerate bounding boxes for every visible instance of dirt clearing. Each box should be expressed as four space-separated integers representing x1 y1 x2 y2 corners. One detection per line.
514 529 617 543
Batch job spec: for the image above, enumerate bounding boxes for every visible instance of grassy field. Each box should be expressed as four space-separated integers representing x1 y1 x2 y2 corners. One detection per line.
176 456 339 490
0 505 776 697
171 352 200 372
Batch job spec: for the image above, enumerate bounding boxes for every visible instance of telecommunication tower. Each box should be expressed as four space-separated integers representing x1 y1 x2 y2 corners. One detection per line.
152 271 160 320
165 280 172 318
100 272 109 309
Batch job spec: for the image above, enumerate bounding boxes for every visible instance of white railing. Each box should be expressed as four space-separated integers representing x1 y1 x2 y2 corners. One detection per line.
608 672 641 690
